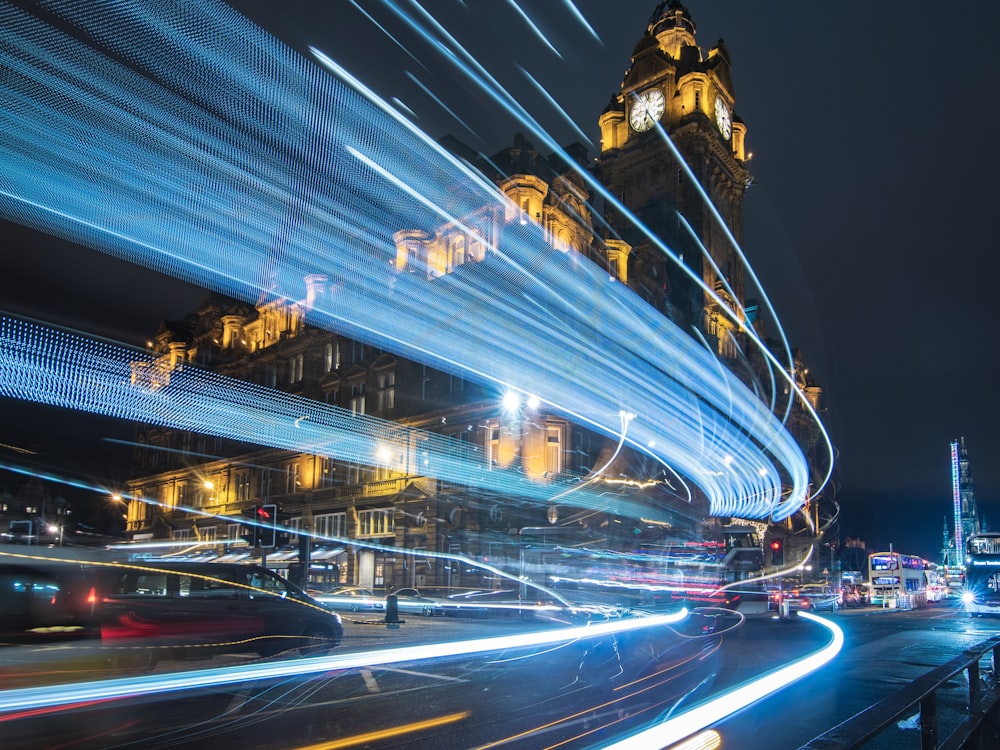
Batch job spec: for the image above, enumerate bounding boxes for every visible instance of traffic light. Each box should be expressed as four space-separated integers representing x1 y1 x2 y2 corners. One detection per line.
240 505 259 547
257 503 278 548
770 538 784 566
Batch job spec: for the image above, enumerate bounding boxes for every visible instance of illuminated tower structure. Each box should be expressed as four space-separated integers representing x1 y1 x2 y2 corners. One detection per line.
594 0 750 353
950 437 980 567
593 1 827 535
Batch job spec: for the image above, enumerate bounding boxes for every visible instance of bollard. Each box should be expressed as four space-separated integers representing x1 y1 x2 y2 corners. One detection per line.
384 593 404 628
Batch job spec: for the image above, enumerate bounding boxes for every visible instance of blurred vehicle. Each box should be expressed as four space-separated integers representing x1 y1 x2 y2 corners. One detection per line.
315 586 385 612
389 587 444 616
766 577 803 612
97 562 343 662
841 584 864 608
773 583 839 619
0 559 102 640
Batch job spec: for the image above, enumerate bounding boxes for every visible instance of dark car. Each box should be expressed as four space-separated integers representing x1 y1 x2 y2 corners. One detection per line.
96 562 343 664
0 560 102 640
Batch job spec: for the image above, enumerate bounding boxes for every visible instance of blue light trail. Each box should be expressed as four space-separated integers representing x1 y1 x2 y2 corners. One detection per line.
0 0 827 523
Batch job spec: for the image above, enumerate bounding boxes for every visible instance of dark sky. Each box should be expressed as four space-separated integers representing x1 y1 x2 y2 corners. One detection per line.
2 1 999 559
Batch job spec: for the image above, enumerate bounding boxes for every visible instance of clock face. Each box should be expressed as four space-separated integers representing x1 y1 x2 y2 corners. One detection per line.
715 96 732 139
629 88 665 132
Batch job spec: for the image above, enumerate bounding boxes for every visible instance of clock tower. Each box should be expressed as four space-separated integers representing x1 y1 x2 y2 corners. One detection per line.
595 0 751 356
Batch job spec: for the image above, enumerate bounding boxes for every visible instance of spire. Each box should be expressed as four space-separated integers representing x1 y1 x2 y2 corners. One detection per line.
648 1 697 59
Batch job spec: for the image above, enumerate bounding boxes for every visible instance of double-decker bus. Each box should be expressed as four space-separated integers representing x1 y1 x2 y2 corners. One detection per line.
962 533 1000 616
867 551 927 607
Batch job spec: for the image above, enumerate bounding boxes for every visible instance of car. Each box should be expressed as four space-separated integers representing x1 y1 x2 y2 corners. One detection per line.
841 585 863 608
800 584 841 611
772 583 840 619
314 586 385 612
95 562 343 664
766 577 804 612
388 587 444 616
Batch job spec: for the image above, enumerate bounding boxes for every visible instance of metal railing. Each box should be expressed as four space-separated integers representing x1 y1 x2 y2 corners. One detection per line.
800 635 1000 750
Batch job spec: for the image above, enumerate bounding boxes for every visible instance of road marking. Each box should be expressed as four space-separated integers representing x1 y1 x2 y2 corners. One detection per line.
360 668 379 693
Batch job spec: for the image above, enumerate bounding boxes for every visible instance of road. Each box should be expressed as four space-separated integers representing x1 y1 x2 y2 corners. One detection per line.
1 600 995 749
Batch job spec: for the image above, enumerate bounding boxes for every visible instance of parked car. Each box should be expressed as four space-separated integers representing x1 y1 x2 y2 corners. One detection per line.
95 562 343 664
314 586 385 612
388 587 444 616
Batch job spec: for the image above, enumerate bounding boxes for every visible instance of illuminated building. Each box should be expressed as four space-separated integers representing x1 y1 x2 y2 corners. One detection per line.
123 1 826 589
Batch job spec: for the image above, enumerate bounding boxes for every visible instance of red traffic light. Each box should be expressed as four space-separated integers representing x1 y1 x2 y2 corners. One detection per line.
257 507 272 520
770 540 782 551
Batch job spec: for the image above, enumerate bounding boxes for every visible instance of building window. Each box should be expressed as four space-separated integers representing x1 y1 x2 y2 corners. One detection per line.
173 528 192 541
376 371 395 411
288 353 304 383
694 89 701 111
264 364 276 388
487 423 500 468
324 342 339 373
286 463 300 494
236 471 251 503
258 471 272 500
226 523 241 541
546 425 564 476
352 341 365 364
314 512 347 539
357 508 394 538
199 526 217 541
350 382 366 415
449 372 464 394
320 457 335 488
325 388 339 406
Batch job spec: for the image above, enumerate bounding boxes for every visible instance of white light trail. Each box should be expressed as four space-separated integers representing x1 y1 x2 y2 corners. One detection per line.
0 609 688 716
598 611 844 749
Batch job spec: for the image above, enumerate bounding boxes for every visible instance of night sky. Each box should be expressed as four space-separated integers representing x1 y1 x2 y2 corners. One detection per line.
2 1 998 559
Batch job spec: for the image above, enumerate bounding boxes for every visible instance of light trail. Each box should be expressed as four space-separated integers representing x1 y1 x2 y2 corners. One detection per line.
293 711 471 750
0 609 689 716
0 0 823 520
598 611 844 749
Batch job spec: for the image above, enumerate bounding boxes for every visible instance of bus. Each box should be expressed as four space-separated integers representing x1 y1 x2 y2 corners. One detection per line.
867 551 927 608
962 533 1000 616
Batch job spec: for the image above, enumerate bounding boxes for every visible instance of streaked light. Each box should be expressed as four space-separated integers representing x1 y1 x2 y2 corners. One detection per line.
598 611 844 749
0 609 689 715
